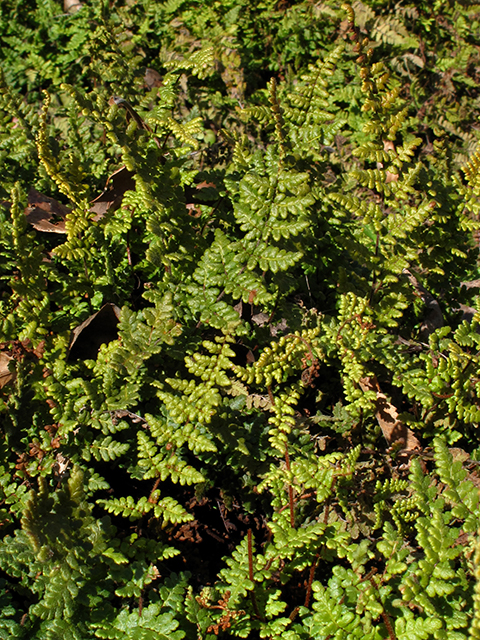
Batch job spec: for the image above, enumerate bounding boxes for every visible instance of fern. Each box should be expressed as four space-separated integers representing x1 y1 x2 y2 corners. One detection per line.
0 1 480 637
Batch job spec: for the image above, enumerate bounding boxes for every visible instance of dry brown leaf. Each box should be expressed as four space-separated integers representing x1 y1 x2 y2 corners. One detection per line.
385 171 399 183
448 448 480 491
449 447 470 463
64 0 82 12
0 352 15 389
184 181 219 208
186 203 202 217
144 68 162 89
68 303 121 361
195 181 216 190
403 268 443 337
24 188 70 234
383 139 396 153
457 303 477 323
360 376 421 454
461 279 480 290
89 167 135 218
53 452 69 479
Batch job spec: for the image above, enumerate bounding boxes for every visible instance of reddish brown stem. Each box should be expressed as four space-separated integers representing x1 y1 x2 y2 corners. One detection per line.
368 575 396 640
323 501 330 524
247 529 255 582
304 553 320 608
247 529 262 620
289 606 300 622
267 384 275 406
278 491 316 514
148 476 161 503
284 445 295 528
380 609 396 640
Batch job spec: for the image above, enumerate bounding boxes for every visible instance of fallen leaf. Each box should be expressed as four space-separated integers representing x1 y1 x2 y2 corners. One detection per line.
461 279 480 290
385 171 399 183
186 202 202 217
403 268 443 338
144 68 162 89
195 181 216 190
360 376 421 455
53 452 69 479
448 448 480 492
383 140 396 153
184 180 219 205
250 311 269 325
64 0 82 12
0 352 15 388
251 311 288 336
90 167 135 218
24 188 70 234
68 303 121 361
449 447 470 463
456 303 477 323
111 410 148 426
